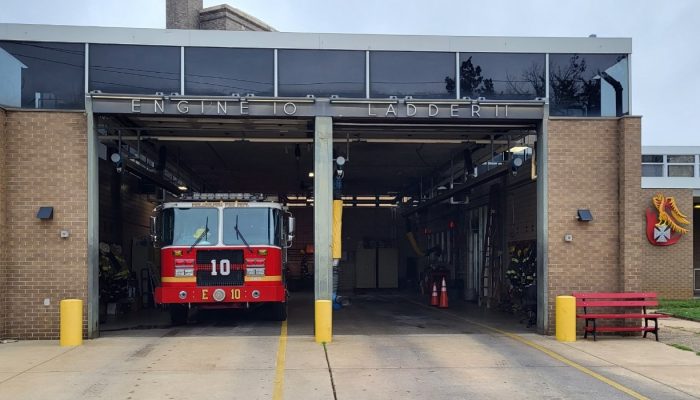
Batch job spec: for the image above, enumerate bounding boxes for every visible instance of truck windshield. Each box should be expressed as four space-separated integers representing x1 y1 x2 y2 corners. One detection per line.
161 207 219 246
223 208 278 246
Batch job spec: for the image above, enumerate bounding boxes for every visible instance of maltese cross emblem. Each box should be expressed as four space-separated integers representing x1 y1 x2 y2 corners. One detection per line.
653 224 671 243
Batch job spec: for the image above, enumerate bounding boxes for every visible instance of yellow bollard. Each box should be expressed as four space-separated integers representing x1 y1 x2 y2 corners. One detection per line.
315 300 332 343
60 299 83 346
332 200 343 260
555 295 576 342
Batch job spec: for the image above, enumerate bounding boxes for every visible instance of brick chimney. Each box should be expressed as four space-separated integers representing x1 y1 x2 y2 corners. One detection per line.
166 0 203 30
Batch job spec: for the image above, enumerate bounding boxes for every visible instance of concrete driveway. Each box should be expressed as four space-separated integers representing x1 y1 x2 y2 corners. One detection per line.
1 293 699 400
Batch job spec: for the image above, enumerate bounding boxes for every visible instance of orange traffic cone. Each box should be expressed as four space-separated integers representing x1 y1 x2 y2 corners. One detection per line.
439 278 449 308
430 283 439 306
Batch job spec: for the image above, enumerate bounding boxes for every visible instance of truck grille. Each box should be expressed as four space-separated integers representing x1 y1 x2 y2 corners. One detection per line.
194 249 246 286
196 269 245 286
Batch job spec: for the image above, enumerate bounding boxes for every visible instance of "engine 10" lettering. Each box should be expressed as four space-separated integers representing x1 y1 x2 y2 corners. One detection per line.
210 259 231 276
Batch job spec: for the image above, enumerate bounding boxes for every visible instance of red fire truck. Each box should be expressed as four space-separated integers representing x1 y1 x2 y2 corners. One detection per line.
152 195 294 324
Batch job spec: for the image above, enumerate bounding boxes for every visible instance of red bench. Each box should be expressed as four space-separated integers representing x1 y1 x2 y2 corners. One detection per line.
573 292 669 341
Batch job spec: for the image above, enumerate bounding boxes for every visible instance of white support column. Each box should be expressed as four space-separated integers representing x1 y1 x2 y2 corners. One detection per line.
545 53 550 102
86 96 100 338
180 46 185 95
274 49 279 97
536 105 549 335
314 116 333 343
84 43 89 94
365 50 370 99
455 52 460 99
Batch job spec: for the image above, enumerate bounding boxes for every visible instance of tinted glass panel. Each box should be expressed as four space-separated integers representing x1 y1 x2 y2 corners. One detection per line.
89 44 180 94
223 208 273 246
278 50 365 97
668 165 694 177
0 41 84 109
185 47 273 96
641 164 663 177
549 54 628 117
459 53 545 100
641 155 663 163
370 51 454 99
667 155 694 163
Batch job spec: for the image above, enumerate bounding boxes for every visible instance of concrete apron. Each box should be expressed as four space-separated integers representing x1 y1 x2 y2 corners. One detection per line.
2 300 700 399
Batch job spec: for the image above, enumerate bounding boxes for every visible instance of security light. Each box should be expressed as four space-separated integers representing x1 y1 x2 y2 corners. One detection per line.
36 206 54 220
577 209 593 222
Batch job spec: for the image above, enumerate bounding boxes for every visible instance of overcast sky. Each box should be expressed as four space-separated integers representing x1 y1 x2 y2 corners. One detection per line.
1 0 698 146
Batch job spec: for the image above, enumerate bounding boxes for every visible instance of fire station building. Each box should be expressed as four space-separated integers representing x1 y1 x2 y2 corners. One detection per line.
0 2 695 340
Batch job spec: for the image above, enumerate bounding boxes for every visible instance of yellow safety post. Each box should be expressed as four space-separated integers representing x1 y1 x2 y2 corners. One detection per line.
555 295 576 342
332 200 343 260
60 299 83 346
315 300 332 343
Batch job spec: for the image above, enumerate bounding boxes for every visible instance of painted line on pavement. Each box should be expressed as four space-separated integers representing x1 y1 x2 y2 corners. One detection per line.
272 320 288 400
409 299 650 400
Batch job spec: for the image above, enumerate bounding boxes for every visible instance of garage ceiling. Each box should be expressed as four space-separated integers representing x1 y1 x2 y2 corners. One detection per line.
98 115 537 197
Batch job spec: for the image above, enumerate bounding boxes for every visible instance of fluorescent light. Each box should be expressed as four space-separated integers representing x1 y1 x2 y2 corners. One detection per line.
177 185 188 191
308 171 315 178
509 146 529 153
694 204 700 209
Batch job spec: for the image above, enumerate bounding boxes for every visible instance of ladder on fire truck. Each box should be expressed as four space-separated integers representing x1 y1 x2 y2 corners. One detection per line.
480 185 501 308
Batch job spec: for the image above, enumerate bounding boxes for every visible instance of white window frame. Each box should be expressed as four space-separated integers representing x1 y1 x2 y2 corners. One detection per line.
641 154 664 177
666 154 696 178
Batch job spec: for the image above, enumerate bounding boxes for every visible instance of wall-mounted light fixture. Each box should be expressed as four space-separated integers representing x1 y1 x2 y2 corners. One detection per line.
577 209 593 222
36 206 54 220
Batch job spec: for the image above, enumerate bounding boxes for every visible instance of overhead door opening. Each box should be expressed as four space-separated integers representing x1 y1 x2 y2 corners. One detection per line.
94 113 541 335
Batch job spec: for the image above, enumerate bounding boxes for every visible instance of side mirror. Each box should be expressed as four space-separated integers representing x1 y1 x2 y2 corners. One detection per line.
288 216 295 235
149 216 159 247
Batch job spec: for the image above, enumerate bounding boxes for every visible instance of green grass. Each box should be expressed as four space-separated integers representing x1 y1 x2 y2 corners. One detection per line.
657 299 700 322
670 343 693 352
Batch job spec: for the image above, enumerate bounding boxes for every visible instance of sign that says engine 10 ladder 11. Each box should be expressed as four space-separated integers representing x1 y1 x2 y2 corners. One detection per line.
645 193 689 246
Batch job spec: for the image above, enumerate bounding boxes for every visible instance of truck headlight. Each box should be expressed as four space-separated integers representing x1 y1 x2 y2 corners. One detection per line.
246 266 265 276
175 267 194 277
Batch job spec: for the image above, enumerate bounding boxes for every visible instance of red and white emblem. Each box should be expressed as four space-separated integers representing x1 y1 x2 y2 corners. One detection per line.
645 194 689 246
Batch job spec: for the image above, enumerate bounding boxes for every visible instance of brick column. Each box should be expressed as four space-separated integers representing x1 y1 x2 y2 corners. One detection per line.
0 108 6 337
166 0 203 29
618 117 643 292
4 111 88 339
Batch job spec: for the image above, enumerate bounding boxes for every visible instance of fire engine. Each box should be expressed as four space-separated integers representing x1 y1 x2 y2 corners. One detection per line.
151 193 294 324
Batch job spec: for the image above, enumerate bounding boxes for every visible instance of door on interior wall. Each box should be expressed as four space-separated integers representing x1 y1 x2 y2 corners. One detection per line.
355 244 399 289
466 206 487 301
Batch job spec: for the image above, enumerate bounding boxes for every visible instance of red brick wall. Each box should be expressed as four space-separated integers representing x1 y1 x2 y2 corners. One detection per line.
3 110 88 339
640 188 694 298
